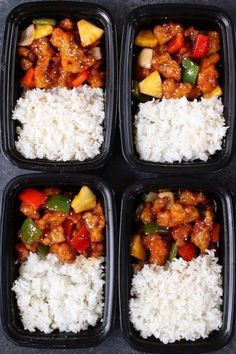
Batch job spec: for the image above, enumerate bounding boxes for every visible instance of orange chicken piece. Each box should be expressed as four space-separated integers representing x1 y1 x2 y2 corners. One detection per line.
171 224 192 246
59 18 74 32
153 23 183 45
152 197 169 214
184 206 200 223
204 209 214 228
179 191 206 206
67 211 82 224
197 65 219 94
87 64 104 88
187 86 201 100
31 37 59 88
169 203 187 227
19 201 40 220
15 243 29 262
208 31 220 55
174 46 191 65
35 211 68 231
169 203 199 227
200 53 220 70
50 28 95 74
152 53 181 81
184 26 199 43
82 202 105 242
57 68 75 88
143 233 169 265
156 210 171 228
91 242 105 257
25 241 38 253
191 220 211 252
48 225 65 244
162 79 192 99
50 242 76 263
140 202 153 224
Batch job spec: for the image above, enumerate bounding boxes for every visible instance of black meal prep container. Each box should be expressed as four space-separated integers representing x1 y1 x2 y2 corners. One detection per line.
119 177 235 353
0 173 117 348
119 4 235 173
0 1 117 171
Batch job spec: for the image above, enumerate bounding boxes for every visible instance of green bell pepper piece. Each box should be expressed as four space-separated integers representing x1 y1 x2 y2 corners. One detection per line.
143 223 170 235
182 58 199 86
37 244 50 257
21 218 41 245
169 242 178 262
33 18 56 26
132 80 152 103
47 195 70 212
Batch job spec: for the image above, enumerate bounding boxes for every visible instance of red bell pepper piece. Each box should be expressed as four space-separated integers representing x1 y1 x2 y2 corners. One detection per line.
192 34 209 59
178 241 196 261
63 219 75 241
19 188 47 210
72 70 90 87
21 67 35 89
71 227 91 253
167 32 185 54
212 224 220 242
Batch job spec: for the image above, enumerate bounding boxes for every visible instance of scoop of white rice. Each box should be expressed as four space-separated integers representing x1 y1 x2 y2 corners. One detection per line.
129 251 223 343
12 85 105 161
134 97 227 163
12 253 104 333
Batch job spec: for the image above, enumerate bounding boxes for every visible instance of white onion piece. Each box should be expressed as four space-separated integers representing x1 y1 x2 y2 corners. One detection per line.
137 48 153 69
89 47 102 60
158 191 175 209
18 24 35 46
145 192 159 202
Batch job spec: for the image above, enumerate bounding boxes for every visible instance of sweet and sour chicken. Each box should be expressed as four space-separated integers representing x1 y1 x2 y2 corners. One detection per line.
133 22 222 100
131 190 220 266
16 186 106 263
18 18 105 89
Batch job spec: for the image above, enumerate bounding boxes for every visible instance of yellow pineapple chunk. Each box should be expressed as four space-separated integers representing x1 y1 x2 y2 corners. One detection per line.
34 24 54 39
130 234 146 261
139 71 162 98
134 29 158 48
203 85 222 98
71 186 97 213
77 19 104 47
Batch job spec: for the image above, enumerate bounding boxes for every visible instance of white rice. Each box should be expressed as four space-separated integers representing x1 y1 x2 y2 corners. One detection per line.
134 97 227 163
12 85 105 161
129 251 223 343
12 253 104 333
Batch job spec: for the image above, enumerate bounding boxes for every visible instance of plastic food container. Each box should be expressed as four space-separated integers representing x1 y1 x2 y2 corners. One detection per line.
119 4 235 173
0 173 117 348
119 177 235 353
1 1 117 171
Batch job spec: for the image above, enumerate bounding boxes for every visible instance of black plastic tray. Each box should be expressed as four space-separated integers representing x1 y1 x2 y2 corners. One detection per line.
1 1 117 171
119 4 236 173
0 173 117 348
119 177 235 353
